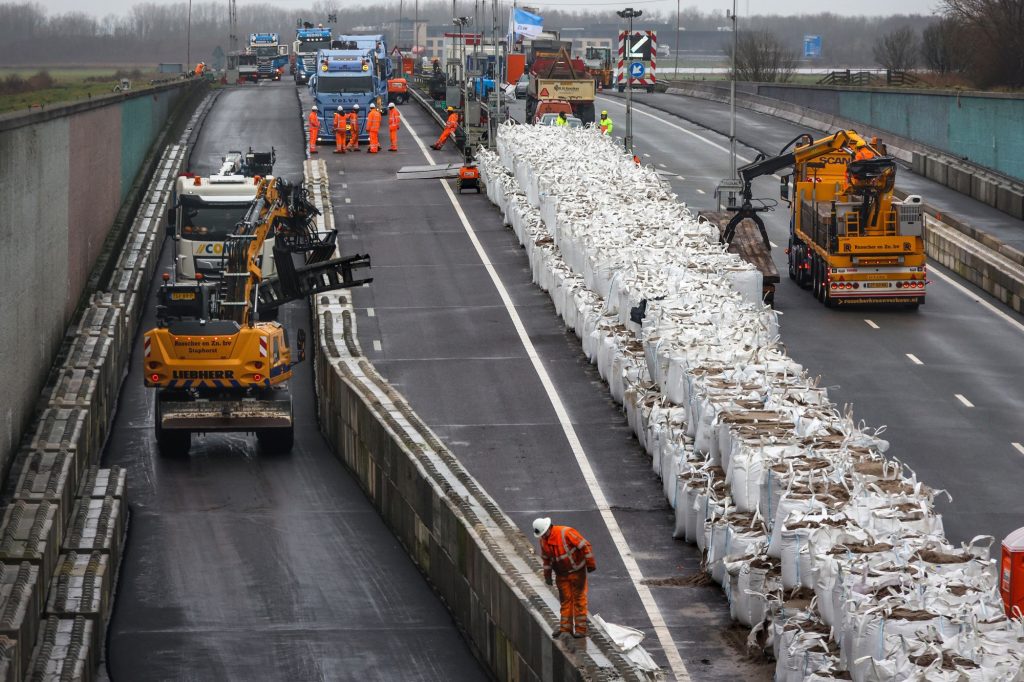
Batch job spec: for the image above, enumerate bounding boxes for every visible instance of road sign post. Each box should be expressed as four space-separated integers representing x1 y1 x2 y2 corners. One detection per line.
617 7 643 155
629 62 645 79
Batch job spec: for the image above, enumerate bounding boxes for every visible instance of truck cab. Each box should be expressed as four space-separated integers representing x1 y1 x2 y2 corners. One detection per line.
309 48 381 141
249 33 289 80
293 27 333 84
168 167 274 282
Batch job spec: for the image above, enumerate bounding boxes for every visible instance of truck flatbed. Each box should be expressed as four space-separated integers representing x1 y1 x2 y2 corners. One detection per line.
699 211 780 304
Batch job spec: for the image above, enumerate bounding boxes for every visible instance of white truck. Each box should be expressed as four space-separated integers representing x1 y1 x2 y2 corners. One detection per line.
166 151 277 282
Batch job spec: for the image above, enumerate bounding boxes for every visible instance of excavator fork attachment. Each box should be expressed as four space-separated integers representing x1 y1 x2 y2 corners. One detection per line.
258 253 372 310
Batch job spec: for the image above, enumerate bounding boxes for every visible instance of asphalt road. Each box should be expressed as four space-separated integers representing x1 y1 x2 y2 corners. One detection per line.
102 82 485 681
325 93 774 680
591 91 1024 545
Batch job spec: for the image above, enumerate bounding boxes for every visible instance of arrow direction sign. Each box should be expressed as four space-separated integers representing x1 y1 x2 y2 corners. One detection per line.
628 33 649 59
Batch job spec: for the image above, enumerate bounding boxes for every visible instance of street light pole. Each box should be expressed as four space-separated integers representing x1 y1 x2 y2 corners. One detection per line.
674 0 680 79
616 7 642 155
728 0 738 179
187 0 193 68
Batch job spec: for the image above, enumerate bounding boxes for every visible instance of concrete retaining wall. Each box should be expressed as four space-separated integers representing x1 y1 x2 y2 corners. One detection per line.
0 81 199 481
304 161 643 682
0 92 215 681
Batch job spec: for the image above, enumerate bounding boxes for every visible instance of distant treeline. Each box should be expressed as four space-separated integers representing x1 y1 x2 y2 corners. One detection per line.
1 1 1019 87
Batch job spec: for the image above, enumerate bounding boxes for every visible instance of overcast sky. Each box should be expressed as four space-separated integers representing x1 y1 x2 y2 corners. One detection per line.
40 0 941 20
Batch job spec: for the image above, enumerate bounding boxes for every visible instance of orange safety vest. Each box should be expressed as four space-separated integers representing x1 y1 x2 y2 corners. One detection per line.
445 112 459 129
854 146 876 162
309 111 320 130
540 526 595 578
333 112 344 133
388 108 401 130
366 109 382 132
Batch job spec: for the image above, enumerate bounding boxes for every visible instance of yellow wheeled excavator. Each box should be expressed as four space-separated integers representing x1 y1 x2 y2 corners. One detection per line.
143 176 370 455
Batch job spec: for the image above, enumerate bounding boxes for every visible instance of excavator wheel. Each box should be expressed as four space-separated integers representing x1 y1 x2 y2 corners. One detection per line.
155 399 191 457
257 425 294 454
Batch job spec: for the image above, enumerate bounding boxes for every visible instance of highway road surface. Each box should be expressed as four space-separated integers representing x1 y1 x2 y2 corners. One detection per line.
324 91 774 680
101 82 485 681
593 91 1024 545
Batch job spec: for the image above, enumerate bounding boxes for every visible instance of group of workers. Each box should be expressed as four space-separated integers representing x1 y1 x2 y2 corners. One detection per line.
306 102 402 155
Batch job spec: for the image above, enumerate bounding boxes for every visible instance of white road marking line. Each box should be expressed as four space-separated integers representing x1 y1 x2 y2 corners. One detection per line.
338 170 345 175
929 266 1024 337
770 241 778 248
344 197 351 204
598 95 752 162
342 183 348 189
865 319 879 329
695 188 705 195
405 118 692 682
906 353 923 365
348 214 355 220
643 153 650 158
1012 443 1024 456
955 394 974 407
372 339 382 351
367 307 375 317
658 162 666 168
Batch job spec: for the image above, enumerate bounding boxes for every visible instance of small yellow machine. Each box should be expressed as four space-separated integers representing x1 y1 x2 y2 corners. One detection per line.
144 177 371 455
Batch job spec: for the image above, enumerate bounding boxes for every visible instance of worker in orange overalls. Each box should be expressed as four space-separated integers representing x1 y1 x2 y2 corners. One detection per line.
366 102 382 153
308 105 320 154
332 106 347 154
387 102 401 152
431 106 459 150
193 62 205 77
347 104 361 152
533 518 596 638
853 140 877 162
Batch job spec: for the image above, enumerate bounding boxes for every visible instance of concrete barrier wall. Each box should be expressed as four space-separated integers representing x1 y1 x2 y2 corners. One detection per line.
0 82 195 480
303 161 643 682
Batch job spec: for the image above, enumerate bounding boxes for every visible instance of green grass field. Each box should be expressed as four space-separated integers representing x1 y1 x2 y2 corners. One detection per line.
0 67 165 115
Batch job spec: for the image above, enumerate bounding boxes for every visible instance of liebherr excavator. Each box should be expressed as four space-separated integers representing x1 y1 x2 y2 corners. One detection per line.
143 176 371 456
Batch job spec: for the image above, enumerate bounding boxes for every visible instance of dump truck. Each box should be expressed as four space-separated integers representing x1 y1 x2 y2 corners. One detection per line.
698 211 779 305
584 46 613 89
525 48 596 125
144 177 371 456
727 130 926 308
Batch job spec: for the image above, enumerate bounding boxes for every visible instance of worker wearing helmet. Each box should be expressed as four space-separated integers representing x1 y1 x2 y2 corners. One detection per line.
308 105 320 154
333 106 346 154
347 104 360 151
366 102 382 153
431 106 459 150
853 140 877 162
387 102 401 152
555 111 569 127
598 110 613 136
533 518 595 639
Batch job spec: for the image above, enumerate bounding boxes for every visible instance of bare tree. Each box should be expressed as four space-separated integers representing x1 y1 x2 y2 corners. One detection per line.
873 26 919 71
920 16 970 73
943 0 1024 87
730 30 798 83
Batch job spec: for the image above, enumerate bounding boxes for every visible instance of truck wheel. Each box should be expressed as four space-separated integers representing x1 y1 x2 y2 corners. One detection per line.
618 85 625 93
787 241 797 281
155 399 190 456
257 426 294 454
646 86 655 94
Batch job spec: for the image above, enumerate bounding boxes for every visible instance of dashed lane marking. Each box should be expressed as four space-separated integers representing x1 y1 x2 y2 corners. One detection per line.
955 394 974 407
372 339 382 351
865 319 879 329
906 354 923 365
344 197 351 204
1012 443 1024 456
695 188 705 195
404 116 693 682
367 307 375 317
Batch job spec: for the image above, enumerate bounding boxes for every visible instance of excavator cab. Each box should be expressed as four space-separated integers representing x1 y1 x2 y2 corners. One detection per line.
847 156 897 194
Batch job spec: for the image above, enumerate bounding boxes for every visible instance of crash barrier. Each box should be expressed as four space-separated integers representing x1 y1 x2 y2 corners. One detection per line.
478 124 1024 681
303 160 648 682
0 92 215 681
636 84 1024 319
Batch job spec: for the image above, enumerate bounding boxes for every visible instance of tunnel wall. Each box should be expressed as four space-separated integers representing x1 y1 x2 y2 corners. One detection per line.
0 81 193 481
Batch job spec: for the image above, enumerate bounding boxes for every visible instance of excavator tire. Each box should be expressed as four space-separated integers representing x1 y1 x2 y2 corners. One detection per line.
257 425 294 454
155 400 191 457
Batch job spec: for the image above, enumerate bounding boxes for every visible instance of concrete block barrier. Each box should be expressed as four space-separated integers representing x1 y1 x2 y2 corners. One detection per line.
0 635 18 682
0 91 215 681
0 563 41 680
26 616 94 682
303 161 644 682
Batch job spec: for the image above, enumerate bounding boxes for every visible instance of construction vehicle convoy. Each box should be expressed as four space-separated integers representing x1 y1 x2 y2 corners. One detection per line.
723 129 926 307
145 176 371 455
525 48 596 125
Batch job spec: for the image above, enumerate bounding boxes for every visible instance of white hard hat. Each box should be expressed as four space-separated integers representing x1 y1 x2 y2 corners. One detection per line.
311 105 318 111
337 106 343 111
353 104 360 109
532 518 552 537
388 102 395 108
369 102 376 108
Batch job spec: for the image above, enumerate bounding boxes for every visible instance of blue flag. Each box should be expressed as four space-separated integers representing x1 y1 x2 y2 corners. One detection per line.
512 8 543 39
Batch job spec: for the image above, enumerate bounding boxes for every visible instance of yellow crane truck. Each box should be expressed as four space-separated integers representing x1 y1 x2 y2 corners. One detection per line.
722 130 926 308
143 176 371 455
